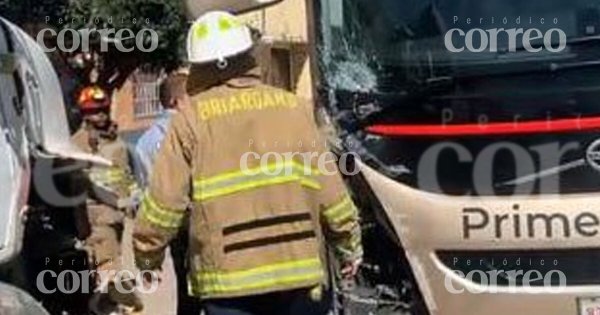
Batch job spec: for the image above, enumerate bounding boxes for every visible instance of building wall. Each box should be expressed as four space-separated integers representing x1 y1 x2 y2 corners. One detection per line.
112 78 156 132
240 0 314 100
114 0 314 133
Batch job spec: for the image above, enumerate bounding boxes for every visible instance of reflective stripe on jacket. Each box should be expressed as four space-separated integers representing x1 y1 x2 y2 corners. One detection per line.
71 126 137 204
133 79 362 299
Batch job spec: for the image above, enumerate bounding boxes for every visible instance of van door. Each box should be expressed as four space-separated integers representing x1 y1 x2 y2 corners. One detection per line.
0 18 31 264
0 18 110 166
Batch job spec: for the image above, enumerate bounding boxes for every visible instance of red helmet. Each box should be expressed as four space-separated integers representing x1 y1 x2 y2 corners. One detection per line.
77 86 110 112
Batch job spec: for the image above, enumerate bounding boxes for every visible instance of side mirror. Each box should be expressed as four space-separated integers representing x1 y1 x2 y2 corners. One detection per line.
184 0 284 19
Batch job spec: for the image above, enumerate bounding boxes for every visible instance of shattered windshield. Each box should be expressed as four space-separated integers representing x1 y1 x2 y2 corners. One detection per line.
317 0 600 94
314 0 600 196
314 0 600 126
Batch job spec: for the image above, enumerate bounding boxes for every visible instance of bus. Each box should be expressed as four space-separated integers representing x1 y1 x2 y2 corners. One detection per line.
309 0 600 314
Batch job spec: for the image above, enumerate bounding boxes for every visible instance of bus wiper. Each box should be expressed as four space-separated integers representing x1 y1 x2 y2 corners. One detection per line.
512 34 600 53
549 60 600 71
497 158 586 187
567 34 600 45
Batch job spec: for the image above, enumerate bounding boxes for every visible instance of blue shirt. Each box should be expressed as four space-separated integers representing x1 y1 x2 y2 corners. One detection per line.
133 110 175 187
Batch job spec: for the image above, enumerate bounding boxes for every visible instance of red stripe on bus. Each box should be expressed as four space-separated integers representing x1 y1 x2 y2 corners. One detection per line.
366 117 600 136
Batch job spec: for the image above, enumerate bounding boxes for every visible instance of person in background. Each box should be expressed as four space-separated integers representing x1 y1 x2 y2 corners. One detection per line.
71 83 142 315
132 11 363 315
134 72 189 187
132 72 202 315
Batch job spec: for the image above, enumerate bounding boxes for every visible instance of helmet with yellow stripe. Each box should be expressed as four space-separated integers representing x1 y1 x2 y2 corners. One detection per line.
186 11 253 68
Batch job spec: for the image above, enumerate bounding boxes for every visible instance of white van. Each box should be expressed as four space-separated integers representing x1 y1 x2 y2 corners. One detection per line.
0 17 108 315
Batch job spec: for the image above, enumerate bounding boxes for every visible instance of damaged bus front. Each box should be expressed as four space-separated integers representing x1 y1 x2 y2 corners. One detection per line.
311 0 600 314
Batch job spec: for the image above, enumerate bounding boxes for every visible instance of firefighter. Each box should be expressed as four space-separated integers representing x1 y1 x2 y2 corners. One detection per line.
132 11 363 315
71 84 142 314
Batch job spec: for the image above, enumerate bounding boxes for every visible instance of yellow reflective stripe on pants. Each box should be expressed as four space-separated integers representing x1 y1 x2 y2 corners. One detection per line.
323 195 357 225
90 168 126 184
189 258 324 296
139 194 185 230
336 228 363 257
336 243 364 260
193 161 322 202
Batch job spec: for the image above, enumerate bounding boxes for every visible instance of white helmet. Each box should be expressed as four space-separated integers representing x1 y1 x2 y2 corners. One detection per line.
186 11 253 67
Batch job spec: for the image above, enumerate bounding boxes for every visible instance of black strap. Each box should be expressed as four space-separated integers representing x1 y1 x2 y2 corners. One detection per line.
222 212 312 236
223 230 316 254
